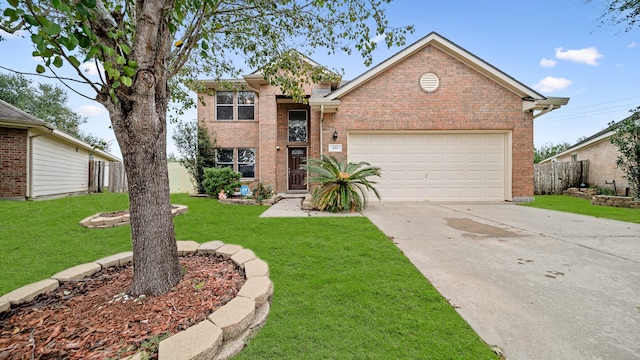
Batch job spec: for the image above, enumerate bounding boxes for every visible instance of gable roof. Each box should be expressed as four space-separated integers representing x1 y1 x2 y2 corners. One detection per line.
540 119 626 163
0 99 121 162
0 99 54 129
310 32 568 115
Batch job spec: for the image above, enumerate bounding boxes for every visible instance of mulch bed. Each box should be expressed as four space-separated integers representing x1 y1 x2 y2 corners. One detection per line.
0 254 246 360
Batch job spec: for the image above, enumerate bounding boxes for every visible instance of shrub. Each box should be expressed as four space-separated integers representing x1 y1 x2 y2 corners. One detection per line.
303 155 381 212
202 167 241 196
252 183 275 203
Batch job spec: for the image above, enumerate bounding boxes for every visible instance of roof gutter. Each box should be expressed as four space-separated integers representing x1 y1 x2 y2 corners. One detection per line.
523 97 570 118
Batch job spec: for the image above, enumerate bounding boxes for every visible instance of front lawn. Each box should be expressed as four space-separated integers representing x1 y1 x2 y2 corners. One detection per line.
0 193 497 359
522 195 640 224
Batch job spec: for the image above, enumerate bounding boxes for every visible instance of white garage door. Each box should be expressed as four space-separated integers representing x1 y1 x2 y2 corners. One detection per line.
348 132 508 201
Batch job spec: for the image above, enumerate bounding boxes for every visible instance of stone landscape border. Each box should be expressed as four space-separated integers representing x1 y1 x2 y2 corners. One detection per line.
0 241 273 360
79 204 189 228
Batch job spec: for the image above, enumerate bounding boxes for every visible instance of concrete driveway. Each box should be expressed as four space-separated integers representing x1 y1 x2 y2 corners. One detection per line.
363 202 640 360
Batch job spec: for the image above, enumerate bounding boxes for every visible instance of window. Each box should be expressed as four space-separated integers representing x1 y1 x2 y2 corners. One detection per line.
217 148 234 169
288 110 307 142
216 92 233 120
238 148 255 178
571 153 578 162
237 91 255 120
216 148 256 178
216 91 255 121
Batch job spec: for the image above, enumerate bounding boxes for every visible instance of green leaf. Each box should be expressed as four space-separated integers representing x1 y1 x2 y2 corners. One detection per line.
68 55 81 68
66 36 79 51
107 67 120 80
77 33 91 48
24 14 39 26
7 0 18 7
122 66 135 77
103 46 115 57
108 88 117 102
36 64 46 74
115 56 126 65
81 0 97 8
53 56 63 68
75 2 89 17
121 76 132 87
111 81 121 88
3 8 17 21
44 23 61 36
119 43 131 55
127 60 138 68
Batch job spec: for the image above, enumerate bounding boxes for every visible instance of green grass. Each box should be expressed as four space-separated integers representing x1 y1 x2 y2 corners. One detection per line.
522 195 640 224
1 193 497 359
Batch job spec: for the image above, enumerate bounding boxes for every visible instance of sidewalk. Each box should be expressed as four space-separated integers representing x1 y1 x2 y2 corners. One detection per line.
259 196 363 218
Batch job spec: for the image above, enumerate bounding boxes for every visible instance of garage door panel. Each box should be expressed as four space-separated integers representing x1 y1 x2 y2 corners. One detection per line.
349 132 507 201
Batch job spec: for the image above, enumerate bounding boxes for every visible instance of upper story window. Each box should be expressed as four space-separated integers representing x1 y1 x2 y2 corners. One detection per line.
216 91 255 121
288 110 307 142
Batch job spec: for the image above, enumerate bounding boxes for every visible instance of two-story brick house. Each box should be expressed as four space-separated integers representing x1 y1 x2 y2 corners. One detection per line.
198 32 568 202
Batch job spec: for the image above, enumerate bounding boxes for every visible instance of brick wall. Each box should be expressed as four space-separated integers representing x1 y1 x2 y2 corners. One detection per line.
198 91 261 187
555 138 630 195
0 127 28 199
324 44 534 199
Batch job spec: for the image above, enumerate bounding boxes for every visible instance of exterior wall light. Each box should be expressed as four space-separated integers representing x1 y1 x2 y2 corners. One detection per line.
333 130 338 141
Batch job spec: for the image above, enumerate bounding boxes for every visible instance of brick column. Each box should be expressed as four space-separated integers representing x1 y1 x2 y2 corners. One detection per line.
0 128 28 199
259 90 278 189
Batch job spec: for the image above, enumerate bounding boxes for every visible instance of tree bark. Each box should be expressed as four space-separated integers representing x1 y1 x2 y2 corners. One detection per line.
106 84 182 295
98 0 182 296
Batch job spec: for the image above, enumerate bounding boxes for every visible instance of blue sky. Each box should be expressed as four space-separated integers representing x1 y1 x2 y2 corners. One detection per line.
1 0 639 159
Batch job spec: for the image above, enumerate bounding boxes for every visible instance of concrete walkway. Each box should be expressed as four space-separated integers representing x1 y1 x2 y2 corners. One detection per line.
363 202 640 360
259 196 362 218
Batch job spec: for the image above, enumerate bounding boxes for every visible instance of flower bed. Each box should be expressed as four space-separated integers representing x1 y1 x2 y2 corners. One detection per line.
79 205 188 228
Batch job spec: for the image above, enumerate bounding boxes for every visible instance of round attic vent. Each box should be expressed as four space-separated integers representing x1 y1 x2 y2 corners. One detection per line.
419 72 440 93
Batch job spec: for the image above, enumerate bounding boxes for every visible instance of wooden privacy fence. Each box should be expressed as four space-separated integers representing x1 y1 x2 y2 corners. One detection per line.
88 160 106 193
534 160 589 195
109 162 128 193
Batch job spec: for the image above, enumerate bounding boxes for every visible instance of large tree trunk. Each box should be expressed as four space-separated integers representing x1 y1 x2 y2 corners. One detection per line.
107 84 182 295
98 0 182 295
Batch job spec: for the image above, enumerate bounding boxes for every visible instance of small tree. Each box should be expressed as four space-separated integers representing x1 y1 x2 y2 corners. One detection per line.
609 108 640 199
303 155 382 212
172 121 217 194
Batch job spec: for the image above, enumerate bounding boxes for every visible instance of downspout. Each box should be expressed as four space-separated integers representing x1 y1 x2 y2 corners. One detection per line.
319 105 325 157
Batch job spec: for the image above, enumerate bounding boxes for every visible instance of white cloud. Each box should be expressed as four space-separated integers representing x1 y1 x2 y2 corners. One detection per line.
540 58 557 68
628 41 640 48
80 61 104 76
532 76 572 93
0 29 24 39
371 34 386 44
75 104 107 117
555 47 603 66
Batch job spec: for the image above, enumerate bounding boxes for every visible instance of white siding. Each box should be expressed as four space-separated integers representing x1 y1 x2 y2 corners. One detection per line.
348 132 509 201
32 135 89 198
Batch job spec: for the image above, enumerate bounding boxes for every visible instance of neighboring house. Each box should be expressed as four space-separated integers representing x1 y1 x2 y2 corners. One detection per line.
0 99 121 200
542 120 631 196
198 32 568 202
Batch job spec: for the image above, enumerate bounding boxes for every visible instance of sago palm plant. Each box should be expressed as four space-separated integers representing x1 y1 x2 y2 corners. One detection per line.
303 155 382 212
